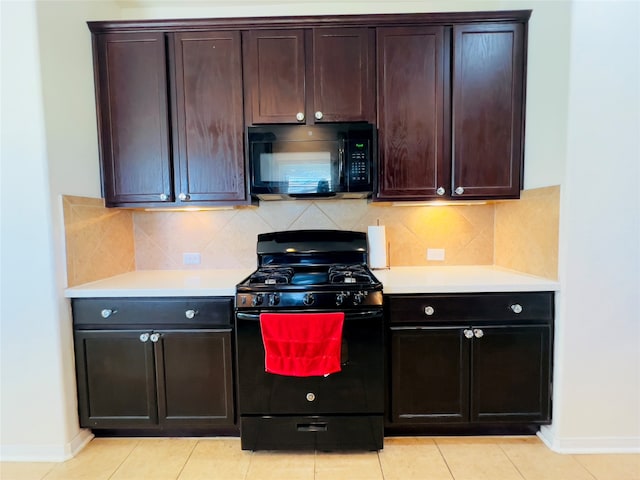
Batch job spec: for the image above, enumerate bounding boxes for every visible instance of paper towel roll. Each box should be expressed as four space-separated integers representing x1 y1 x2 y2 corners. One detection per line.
367 225 387 269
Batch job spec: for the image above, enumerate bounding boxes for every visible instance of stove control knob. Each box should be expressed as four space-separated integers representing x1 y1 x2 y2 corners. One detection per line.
335 293 345 306
303 293 315 306
252 294 264 307
268 293 280 306
353 292 365 305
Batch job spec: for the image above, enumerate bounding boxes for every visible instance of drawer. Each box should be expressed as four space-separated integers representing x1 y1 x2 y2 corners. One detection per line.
72 297 233 328
386 292 553 325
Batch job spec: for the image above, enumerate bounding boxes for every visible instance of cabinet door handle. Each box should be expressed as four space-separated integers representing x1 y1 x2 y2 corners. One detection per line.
296 112 305 122
185 309 198 319
101 308 117 318
473 328 484 338
139 333 150 343
424 306 435 316
436 187 445 196
463 329 474 339
178 192 190 201
455 186 464 195
150 333 160 343
159 193 168 201
510 303 523 314
314 111 323 120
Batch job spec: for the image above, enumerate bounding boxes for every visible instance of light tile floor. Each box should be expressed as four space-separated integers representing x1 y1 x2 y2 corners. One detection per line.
1 436 639 480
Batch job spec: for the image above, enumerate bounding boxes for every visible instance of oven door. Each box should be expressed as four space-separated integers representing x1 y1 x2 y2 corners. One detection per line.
235 309 384 416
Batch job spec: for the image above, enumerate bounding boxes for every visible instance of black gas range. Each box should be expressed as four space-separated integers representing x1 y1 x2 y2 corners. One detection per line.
235 230 384 451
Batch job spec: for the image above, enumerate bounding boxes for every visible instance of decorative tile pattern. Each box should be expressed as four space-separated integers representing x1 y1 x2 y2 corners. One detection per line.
133 200 497 269
62 195 135 286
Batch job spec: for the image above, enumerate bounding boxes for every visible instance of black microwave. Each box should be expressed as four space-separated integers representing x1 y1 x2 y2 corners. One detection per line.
248 123 375 200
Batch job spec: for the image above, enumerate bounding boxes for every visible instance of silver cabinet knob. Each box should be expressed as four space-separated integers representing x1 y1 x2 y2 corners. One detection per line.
473 328 484 338
100 308 116 318
150 333 160 343
306 392 316 402
424 306 435 316
510 303 523 314
178 192 190 201
455 186 465 195
296 112 305 122
314 111 323 120
159 193 168 201
139 333 150 343
463 329 474 339
185 309 197 319
436 187 445 196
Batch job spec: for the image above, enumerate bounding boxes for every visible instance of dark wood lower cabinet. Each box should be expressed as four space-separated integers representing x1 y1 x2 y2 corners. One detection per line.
72 297 235 432
387 292 553 431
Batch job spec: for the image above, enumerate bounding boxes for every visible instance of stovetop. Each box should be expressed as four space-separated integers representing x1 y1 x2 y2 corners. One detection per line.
236 230 383 310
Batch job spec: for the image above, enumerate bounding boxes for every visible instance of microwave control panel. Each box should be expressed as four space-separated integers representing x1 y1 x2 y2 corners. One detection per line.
347 140 371 186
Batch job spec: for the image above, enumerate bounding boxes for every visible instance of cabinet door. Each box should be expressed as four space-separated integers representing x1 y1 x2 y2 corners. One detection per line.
390 327 469 423
452 23 525 198
471 325 551 423
376 27 449 200
94 33 172 206
74 330 157 428
171 31 246 203
155 330 234 426
312 28 375 123
245 29 305 124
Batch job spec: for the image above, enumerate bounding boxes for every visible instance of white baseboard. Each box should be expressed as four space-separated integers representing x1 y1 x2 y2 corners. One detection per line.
0 429 93 462
538 428 640 454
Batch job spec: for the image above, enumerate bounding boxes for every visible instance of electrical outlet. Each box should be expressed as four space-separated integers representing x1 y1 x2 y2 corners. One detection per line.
427 248 445 261
183 252 201 265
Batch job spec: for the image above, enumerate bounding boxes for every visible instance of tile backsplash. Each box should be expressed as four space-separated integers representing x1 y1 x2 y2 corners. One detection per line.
133 200 495 270
62 195 135 287
63 185 560 286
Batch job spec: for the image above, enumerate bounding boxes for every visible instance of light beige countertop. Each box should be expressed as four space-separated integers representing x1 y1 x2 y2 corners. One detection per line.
64 269 254 298
373 266 559 294
65 266 558 298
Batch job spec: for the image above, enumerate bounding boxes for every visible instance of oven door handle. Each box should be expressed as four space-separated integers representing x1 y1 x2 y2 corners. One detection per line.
236 310 382 321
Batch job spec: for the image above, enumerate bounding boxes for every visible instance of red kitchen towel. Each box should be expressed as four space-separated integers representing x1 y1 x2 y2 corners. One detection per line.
259 312 344 377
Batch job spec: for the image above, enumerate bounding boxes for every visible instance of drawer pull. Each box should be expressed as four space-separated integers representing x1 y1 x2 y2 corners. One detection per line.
185 309 198 319
150 333 160 343
510 303 523 314
100 308 117 318
473 328 484 338
139 333 150 343
463 329 474 339
297 422 327 432
424 306 435 316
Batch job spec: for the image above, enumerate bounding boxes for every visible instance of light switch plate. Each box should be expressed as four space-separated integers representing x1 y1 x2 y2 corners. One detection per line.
427 248 445 261
183 252 201 265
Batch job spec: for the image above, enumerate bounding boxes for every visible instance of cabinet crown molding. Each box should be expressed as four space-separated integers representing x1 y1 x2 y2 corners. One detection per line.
88 10 532 33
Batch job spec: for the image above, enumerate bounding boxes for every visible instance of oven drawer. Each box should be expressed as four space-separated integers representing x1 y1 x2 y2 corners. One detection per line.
386 292 554 325
240 415 383 451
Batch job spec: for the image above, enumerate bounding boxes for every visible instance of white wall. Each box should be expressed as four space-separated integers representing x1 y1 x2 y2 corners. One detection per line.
0 0 119 461
540 0 640 452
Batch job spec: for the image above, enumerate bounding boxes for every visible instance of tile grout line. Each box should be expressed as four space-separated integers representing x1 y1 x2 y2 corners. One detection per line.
174 439 199 480
495 442 528 480
106 439 141 480
434 440 457 480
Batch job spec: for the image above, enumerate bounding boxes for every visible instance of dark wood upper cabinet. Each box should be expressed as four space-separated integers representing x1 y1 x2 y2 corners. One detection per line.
452 23 525 199
244 27 375 124
170 31 246 203
92 31 247 208
376 26 448 200
95 32 172 206
376 21 527 201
